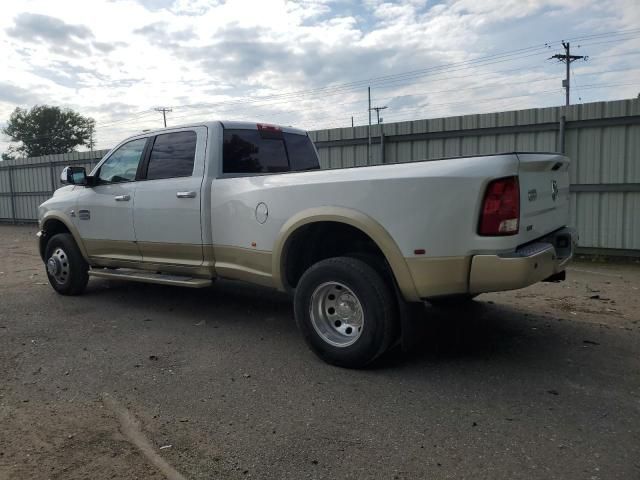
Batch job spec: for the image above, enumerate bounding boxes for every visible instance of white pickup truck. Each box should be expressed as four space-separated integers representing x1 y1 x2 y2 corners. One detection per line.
38 121 575 367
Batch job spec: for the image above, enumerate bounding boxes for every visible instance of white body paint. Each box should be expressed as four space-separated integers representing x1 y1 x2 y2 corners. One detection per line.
39 121 572 295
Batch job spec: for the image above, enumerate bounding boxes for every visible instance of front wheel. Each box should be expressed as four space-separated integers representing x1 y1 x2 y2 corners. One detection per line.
294 257 398 368
44 233 89 295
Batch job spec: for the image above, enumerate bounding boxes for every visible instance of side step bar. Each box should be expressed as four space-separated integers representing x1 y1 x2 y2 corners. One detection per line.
89 269 212 288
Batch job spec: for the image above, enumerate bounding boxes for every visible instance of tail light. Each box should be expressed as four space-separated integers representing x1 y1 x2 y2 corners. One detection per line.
478 176 520 236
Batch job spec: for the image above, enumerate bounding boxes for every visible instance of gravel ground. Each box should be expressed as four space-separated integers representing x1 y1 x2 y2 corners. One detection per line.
0 224 639 480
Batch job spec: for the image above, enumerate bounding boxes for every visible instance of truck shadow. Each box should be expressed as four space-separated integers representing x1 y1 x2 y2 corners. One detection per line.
376 299 579 372
81 278 578 371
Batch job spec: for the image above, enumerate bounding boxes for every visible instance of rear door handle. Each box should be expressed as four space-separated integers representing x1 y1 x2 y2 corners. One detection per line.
114 195 130 201
176 191 197 198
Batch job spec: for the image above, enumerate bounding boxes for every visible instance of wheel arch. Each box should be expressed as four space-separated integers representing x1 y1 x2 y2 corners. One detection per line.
40 212 89 262
272 207 420 302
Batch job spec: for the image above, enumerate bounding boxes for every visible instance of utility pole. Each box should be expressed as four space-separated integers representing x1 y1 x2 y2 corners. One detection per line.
154 107 172 127
550 42 587 106
371 106 387 163
371 105 387 124
367 87 372 163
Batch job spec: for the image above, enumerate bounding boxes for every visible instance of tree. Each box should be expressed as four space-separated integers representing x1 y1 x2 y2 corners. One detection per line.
1 105 95 160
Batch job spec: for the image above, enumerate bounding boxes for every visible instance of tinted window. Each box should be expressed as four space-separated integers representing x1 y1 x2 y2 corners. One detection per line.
98 138 147 183
284 132 320 171
146 131 197 180
223 129 288 174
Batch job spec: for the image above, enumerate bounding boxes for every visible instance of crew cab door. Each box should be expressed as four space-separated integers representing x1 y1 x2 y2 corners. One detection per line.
75 137 149 261
132 128 206 266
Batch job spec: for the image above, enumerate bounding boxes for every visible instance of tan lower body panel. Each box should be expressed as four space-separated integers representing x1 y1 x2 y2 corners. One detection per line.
212 245 275 288
86 242 274 286
83 238 142 262
136 241 205 267
405 256 471 298
88 241 215 278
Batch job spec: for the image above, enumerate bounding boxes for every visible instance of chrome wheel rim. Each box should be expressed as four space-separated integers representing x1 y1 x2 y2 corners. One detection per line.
47 248 70 285
309 282 364 348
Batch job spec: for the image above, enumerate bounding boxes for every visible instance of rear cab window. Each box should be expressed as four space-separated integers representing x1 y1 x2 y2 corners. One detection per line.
222 126 319 175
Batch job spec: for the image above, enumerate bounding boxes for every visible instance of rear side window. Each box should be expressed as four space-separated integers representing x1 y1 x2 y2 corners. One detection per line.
222 129 320 174
284 133 320 171
223 129 288 174
146 131 197 180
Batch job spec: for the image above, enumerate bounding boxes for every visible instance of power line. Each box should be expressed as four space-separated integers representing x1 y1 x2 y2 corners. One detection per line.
13 63 639 146
8 28 639 147
90 29 640 130
138 65 640 128
571 68 583 103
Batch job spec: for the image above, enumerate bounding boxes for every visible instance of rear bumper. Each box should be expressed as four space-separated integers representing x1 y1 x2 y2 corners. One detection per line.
469 227 576 294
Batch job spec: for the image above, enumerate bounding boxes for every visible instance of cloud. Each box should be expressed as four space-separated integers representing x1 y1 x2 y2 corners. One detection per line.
129 0 222 16
6 12 126 56
93 41 128 53
0 82 41 105
29 62 109 89
1 0 639 152
133 21 196 48
6 12 94 55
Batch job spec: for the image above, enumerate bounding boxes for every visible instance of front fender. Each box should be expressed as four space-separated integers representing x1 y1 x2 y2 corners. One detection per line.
39 211 90 262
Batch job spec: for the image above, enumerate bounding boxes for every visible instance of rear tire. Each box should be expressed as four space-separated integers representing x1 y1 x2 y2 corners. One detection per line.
44 233 89 295
294 256 398 368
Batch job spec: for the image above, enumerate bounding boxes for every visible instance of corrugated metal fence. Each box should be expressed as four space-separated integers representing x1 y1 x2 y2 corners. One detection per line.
309 98 640 255
0 150 109 222
1 98 638 254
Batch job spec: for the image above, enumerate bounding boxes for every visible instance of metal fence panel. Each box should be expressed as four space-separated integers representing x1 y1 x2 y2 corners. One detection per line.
0 149 108 223
311 98 640 254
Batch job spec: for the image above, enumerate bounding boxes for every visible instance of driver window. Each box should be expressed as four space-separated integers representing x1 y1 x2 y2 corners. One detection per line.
98 138 147 183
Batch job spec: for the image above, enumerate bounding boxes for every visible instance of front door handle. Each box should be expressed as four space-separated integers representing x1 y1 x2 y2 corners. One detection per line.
114 195 130 201
176 191 197 198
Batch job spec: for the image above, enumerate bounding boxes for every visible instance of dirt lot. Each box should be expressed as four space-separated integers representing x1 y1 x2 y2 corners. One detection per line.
0 224 639 480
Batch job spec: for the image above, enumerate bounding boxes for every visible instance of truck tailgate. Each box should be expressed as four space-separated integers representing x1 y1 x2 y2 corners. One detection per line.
516 153 570 244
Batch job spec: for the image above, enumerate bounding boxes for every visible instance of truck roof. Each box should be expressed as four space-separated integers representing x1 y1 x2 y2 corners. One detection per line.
136 120 308 138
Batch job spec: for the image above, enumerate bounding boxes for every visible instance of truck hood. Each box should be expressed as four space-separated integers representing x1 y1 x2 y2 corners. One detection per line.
52 185 76 197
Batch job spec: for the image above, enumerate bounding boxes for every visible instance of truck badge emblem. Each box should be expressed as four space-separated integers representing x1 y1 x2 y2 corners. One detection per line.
551 180 558 201
528 189 537 202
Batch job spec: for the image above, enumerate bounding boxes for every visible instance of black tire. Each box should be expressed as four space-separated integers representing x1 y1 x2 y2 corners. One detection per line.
44 233 89 295
294 256 398 368
428 294 478 306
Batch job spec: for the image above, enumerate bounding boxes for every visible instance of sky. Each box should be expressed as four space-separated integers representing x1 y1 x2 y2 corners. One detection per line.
0 0 639 153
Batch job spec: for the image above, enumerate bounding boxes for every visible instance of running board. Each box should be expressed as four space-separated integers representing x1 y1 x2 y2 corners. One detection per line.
89 269 212 288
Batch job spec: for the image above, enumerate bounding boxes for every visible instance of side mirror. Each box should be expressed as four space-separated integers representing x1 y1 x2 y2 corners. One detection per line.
61 166 88 186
